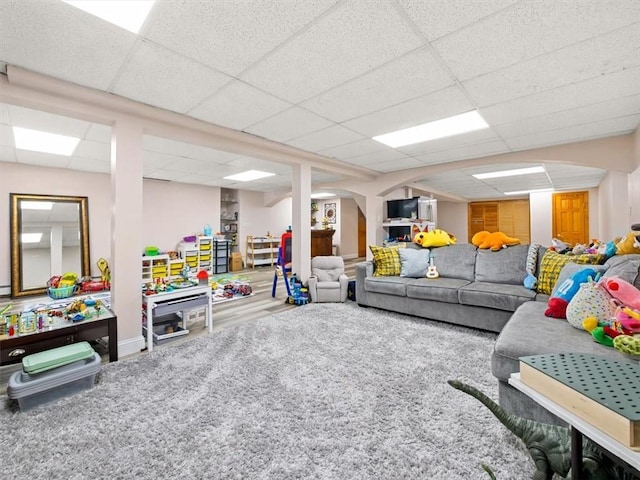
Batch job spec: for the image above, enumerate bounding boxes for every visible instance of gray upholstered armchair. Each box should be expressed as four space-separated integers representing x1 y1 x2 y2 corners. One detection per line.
308 256 349 303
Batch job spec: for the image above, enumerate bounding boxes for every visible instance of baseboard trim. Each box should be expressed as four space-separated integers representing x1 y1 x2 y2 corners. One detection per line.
118 335 145 359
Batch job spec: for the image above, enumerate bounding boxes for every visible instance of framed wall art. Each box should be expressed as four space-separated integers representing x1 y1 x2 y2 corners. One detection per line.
324 202 336 224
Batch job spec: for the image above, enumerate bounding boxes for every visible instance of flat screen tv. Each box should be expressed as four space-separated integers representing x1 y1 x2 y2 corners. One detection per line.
386 197 419 219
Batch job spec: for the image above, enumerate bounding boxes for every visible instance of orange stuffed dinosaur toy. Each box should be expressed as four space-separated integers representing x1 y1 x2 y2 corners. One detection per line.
472 231 521 251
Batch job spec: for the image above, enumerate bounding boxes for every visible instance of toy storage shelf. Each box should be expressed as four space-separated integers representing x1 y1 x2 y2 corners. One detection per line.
213 239 230 274
246 235 280 268
220 188 239 250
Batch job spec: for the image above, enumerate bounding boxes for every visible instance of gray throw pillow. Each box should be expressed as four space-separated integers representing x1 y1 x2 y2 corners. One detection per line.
398 248 430 278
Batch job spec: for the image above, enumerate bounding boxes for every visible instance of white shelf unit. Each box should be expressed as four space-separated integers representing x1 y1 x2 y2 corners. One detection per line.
246 235 280 268
220 188 239 251
178 235 214 275
142 255 186 285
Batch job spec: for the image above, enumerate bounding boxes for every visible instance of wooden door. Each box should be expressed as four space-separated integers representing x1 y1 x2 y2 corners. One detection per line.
553 191 589 246
468 202 498 241
498 200 530 244
357 207 366 257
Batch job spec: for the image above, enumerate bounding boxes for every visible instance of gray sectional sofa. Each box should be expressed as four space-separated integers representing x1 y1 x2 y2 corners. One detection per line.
355 243 640 425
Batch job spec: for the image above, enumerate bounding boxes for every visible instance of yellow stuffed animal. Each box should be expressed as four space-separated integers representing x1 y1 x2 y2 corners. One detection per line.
472 231 521 251
413 229 457 248
615 232 640 255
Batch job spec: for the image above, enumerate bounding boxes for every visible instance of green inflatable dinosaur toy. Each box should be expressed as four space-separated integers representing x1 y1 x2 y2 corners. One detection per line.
447 380 637 480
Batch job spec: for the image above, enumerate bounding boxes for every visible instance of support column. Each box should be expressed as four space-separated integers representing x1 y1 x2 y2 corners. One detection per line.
365 194 384 260
292 164 311 282
110 116 145 357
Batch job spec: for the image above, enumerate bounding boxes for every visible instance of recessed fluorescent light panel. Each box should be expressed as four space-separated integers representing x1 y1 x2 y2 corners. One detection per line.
310 193 336 199
504 188 554 196
224 170 275 182
373 111 489 148
63 0 155 34
13 127 80 156
20 201 54 210
21 233 43 244
473 166 545 180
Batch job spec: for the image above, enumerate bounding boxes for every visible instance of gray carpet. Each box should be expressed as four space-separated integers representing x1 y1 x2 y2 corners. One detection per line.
0 303 535 480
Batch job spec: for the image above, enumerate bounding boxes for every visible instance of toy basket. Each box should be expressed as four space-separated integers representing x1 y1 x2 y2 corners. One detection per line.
47 285 76 299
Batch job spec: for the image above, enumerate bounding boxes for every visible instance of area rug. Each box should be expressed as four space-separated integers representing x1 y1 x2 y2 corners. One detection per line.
0 303 535 479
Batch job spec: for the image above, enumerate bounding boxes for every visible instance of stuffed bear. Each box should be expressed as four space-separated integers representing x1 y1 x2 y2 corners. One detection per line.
413 229 457 248
471 231 520 251
615 232 640 255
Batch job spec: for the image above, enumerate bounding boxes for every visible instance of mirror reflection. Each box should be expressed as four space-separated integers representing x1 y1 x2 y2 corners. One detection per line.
10 193 90 298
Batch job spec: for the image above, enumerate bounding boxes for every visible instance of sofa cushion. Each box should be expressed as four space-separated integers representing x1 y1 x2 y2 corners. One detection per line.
491 301 623 383
398 247 430 278
602 254 640 288
458 282 536 311
406 278 471 304
369 244 405 277
364 276 409 296
432 244 477 281
474 244 529 285
536 250 606 295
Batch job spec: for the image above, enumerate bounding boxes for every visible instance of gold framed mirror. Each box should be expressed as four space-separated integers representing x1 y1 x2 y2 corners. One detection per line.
10 193 90 298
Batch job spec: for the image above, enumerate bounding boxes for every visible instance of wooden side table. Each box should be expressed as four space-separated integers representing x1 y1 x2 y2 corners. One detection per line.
509 373 640 479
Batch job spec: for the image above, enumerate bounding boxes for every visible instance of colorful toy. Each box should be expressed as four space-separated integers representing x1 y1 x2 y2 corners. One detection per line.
426 252 439 279
544 268 599 319
615 232 640 255
523 243 542 290
471 231 520 251
550 238 571 254
565 279 616 330
601 276 640 311
613 335 640 358
413 229 456 248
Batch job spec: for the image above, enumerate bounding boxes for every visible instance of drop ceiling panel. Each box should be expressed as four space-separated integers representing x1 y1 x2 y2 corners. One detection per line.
506 114 640 151
74 140 111 161
494 95 640 139
0 145 17 163
16 149 70 169
367 157 425 172
432 1 639 81
228 157 292 174
66 156 110 174
144 136 239 163
286 125 365 152
111 41 232 114
461 24 640 107
300 48 455 123
144 0 337 76
187 80 292 131
0 124 14 147
342 85 474 137
397 128 502 156
341 148 412 167
320 139 389 160
0 1 137 91
398 0 519 42
143 168 188 182
85 124 112 143
480 67 640 126
240 0 424 103
416 140 511 165
8 105 91 138
245 107 333 143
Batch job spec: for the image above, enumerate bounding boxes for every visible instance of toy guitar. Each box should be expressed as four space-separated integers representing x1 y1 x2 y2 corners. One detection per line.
426 252 439 279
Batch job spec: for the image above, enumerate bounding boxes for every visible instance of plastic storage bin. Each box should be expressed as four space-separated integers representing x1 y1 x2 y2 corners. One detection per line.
7 352 102 411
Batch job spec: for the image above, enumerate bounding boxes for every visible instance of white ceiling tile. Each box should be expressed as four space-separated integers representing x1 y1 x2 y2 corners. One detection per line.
397 128 501 156
286 125 365 152
494 95 640 139
432 1 640 81
0 103 10 125
506 114 640 151
143 168 188 182
145 1 337 76
144 136 239 163
0 146 17 163
66 156 110 174
301 48 455 122
84 124 112 143
461 24 640 106
342 85 474 137
16 149 70 169
241 0 424 103
320 139 389 160
341 148 412 167
188 81 292 131
0 124 14 147
398 0 518 41
245 107 333 143
0 1 137 91
416 140 511 164
228 157 291 174
73 140 110 161
480 67 640 126
112 41 232 114
366 157 425 172
8 105 91 137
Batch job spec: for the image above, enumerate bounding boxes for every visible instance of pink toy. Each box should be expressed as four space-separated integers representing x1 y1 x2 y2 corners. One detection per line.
616 307 640 334
601 276 640 310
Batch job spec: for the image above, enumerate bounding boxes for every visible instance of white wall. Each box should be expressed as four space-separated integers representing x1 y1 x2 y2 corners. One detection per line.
438 201 469 243
339 197 358 257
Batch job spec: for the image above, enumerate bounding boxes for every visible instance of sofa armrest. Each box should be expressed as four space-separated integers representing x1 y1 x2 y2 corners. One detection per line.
308 275 318 302
355 261 373 306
